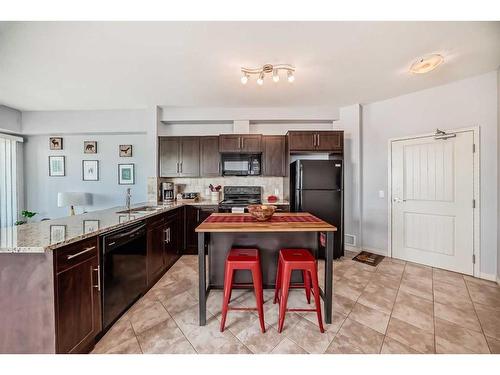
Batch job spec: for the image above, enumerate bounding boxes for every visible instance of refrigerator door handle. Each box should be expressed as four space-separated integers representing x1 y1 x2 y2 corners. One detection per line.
299 164 303 190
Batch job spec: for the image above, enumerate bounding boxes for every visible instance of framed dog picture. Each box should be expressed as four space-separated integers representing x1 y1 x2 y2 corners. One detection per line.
49 137 63 150
49 156 65 176
82 160 99 181
84 141 97 154
119 145 133 157
118 163 135 185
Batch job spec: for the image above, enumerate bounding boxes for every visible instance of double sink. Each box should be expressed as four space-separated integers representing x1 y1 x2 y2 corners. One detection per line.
115 205 167 215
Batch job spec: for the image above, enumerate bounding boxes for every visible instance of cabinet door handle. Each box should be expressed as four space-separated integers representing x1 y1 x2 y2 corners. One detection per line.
168 228 171 243
197 209 200 222
239 137 242 149
67 246 96 260
93 265 101 292
176 162 179 173
164 228 168 243
316 134 320 148
180 162 183 173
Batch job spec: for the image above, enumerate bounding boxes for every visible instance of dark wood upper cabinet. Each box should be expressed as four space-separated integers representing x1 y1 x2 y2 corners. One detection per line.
240 135 262 153
288 131 343 152
159 137 180 177
315 131 343 151
179 137 200 177
200 136 221 176
219 134 262 153
263 135 287 177
54 238 101 354
158 137 200 177
287 131 316 151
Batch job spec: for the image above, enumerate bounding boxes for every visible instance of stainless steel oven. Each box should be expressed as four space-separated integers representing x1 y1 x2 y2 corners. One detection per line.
221 153 261 176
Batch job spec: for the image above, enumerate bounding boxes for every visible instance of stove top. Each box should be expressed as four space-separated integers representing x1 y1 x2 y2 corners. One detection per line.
219 186 262 208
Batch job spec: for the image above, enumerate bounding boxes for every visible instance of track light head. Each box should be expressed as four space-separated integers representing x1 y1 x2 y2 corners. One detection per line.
257 72 264 85
287 70 295 83
272 69 280 82
240 73 249 85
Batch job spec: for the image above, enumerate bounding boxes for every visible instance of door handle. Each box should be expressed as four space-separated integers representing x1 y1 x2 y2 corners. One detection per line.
67 246 96 260
392 197 406 203
93 265 101 292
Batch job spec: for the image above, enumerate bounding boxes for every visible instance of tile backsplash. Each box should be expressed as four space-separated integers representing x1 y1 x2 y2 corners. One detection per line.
160 176 287 201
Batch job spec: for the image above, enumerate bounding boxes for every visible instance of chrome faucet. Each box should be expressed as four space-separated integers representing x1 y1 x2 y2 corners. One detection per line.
125 188 131 211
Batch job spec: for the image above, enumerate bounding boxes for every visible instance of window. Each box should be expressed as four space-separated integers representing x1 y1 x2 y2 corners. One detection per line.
0 133 23 239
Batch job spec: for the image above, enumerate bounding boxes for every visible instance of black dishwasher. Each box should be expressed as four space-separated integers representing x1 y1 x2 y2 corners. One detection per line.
101 221 147 331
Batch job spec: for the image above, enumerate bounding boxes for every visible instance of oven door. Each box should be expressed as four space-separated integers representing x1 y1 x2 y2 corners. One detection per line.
222 155 250 176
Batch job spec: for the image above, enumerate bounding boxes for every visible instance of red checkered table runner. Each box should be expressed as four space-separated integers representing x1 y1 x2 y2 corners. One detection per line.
204 214 322 224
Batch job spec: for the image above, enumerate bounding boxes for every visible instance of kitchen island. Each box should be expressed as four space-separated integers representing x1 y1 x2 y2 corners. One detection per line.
195 212 337 326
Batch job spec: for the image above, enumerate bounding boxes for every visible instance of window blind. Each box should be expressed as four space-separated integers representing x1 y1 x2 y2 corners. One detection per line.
0 134 23 237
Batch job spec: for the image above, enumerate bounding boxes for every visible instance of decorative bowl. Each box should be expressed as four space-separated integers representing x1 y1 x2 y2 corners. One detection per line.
247 204 277 221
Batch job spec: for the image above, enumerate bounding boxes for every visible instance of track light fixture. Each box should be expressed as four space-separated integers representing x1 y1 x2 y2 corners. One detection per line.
241 63 295 85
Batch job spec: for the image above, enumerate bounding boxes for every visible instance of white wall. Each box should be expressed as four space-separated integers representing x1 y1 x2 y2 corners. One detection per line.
361 71 498 277
24 133 148 219
0 105 22 134
21 109 157 219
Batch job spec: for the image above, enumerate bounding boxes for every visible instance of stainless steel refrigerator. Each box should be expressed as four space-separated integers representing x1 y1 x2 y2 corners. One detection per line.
290 159 344 259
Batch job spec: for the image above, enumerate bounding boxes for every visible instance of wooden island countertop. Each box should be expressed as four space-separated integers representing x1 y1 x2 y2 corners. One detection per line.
195 212 337 233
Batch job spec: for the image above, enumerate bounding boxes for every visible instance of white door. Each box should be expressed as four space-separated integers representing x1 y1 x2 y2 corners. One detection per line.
391 131 474 275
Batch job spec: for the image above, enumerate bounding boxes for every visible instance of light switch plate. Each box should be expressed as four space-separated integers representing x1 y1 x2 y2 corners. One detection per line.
378 190 385 198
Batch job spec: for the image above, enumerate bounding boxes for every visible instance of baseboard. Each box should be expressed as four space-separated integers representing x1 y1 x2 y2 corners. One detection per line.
479 272 497 282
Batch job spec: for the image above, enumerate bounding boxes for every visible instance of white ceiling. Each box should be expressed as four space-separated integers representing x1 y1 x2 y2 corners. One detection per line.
0 21 499 111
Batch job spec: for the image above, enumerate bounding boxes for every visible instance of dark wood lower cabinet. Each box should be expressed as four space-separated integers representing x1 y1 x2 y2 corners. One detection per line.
54 239 101 354
147 216 166 285
185 205 218 254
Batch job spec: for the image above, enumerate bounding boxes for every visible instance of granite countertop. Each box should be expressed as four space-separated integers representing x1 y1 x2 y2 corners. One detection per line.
0 200 219 254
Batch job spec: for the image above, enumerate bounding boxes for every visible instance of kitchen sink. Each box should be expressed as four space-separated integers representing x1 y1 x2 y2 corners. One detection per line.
116 206 164 214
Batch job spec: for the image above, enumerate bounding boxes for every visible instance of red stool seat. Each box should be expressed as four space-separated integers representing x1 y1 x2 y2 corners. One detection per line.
220 248 265 333
274 248 324 333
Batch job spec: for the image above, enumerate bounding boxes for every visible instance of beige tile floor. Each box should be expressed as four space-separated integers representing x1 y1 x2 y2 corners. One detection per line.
92 252 500 354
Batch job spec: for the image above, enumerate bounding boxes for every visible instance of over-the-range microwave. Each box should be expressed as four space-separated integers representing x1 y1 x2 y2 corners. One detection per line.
221 153 261 176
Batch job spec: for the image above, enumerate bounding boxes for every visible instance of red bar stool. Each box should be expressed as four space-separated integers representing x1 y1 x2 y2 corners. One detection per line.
274 248 324 333
220 248 265 333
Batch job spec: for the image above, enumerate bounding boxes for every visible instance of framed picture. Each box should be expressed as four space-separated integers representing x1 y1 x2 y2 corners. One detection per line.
119 145 133 157
83 220 99 234
50 225 66 244
82 160 99 181
49 137 63 150
118 163 135 185
84 141 97 154
119 215 136 224
49 156 65 176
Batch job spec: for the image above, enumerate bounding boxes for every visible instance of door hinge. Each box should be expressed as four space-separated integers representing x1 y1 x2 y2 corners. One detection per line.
472 254 476 264
472 199 476 208
473 144 476 153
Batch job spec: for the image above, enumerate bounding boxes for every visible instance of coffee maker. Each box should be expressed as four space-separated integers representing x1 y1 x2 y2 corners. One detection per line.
161 182 175 203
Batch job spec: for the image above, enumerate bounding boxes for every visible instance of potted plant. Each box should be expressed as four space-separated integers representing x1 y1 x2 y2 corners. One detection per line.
15 210 37 226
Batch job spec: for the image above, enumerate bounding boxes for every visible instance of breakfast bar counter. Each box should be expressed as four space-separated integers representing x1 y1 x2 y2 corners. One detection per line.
195 212 337 325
